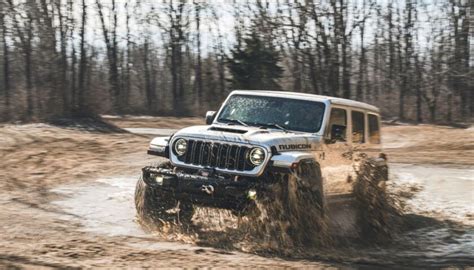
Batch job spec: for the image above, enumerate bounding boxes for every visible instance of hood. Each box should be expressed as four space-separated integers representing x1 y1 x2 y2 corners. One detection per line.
172 124 323 151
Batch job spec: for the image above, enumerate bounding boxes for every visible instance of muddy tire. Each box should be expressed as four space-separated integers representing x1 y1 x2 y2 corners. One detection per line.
134 160 194 228
353 158 399 240
297 160 325 214
249 159 327 248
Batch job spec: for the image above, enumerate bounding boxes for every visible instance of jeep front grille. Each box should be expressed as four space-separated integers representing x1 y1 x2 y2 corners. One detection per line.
177 140 255 171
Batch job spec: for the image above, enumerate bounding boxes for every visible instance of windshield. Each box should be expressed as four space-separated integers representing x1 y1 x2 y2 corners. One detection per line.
216 94 326 133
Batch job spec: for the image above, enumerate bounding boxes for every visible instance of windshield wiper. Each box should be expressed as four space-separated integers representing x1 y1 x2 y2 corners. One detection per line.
256 123 288 133
219 118 248 127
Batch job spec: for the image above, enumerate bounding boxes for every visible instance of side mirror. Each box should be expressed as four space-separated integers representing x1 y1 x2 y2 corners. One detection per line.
205 111 216 125
330 124 346 142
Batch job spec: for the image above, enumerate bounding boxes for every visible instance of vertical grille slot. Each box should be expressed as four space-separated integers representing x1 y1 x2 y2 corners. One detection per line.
184 140 195 163
218 144 229 168
226 145 238 169
202 142 211 167
237 146 248 170
210 143 220 167
195 141 203 165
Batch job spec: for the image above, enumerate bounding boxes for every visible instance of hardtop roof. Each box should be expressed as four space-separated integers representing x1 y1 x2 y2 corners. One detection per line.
231 90 380 113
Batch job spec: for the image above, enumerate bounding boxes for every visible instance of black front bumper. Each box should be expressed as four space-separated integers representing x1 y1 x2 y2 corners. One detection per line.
142 166 259 210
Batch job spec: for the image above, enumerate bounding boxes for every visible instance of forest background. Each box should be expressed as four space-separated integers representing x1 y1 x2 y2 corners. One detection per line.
0 0 471 124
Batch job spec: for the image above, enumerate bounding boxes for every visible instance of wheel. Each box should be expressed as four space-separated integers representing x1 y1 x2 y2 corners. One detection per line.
352 158 399 240
134 160 194 228
248 159 327 248
296 159 325 215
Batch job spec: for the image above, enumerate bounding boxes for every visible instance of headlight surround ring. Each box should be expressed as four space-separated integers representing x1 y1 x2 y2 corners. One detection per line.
248 147 266 166
174 138 188 156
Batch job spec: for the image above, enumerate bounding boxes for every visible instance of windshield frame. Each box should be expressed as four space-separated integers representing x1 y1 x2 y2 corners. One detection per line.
214 93 327 134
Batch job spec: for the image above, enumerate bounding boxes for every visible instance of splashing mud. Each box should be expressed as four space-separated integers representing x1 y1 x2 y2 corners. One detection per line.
52 163 474 267
242 161 329 252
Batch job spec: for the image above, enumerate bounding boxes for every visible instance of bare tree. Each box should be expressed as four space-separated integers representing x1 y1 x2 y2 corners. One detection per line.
77 0 87 113
124 2 132 110
448 0 471 120
7 0 34 118
0 3 10 117
399 0 414 121
96 0 121 112
0 0 470 123
193 0 203 106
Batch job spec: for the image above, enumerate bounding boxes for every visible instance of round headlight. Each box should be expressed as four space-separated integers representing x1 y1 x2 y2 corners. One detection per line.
248 147 265 166
174 138 187 156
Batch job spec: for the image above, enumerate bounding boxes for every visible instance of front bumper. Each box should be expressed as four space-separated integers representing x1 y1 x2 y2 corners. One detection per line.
142 166 259 210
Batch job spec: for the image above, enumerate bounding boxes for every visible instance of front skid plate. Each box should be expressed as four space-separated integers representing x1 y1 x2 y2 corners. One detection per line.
142 166 260 210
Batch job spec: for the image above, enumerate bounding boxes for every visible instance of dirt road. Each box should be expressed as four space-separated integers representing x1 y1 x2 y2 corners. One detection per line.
0 117 472 268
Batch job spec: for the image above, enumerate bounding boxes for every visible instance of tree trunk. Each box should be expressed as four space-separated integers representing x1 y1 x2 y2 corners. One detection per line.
400 0 414 121
307 50 319 94
429 103 436 123
339 0 351 99
77 0 87 113
447 92 453 122
330 0 340 97
194 1 203 106
0 10 10 117
387 1 395 81
124 2 131 111
25 17 33 118
96 0 121 113
57 0 69 114
143 40 155 112
216 39 226 101
415 55 422 123
356 10 366 101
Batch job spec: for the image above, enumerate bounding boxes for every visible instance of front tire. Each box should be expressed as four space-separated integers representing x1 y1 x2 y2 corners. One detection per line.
249 159 327 248
134 161 194 228
353 158 398 240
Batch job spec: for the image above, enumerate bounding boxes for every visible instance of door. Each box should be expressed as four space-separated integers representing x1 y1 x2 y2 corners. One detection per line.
320 106 354 195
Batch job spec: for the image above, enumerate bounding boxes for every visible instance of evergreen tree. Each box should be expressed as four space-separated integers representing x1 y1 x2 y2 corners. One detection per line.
227 31 283 90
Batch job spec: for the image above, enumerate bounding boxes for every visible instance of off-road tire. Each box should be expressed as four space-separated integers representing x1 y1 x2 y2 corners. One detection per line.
249 159 327 248
353 158 399 240
297 159 325 214
135 160 194 228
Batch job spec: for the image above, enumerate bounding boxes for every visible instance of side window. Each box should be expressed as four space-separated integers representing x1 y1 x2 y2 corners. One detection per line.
351 111 365 143
328 108 347 142
368 114 381 144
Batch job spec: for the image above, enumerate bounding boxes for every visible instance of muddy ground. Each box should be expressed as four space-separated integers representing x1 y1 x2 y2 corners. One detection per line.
0 117 472 268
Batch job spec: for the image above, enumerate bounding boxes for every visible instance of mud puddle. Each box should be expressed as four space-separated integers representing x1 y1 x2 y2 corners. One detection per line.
51 164 474 267
390 163 474 224
52 176 146 237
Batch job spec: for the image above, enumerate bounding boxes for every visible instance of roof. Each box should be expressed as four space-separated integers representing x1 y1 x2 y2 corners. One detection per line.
231 90 380 113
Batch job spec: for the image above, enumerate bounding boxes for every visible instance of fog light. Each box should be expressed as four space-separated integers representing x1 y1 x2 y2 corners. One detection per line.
247 189 257 200
154 174 164 185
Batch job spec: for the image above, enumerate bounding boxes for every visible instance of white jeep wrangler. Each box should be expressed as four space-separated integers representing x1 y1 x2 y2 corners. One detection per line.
136 90 389 240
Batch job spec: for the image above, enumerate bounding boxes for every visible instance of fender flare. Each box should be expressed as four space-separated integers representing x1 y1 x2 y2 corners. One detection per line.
148 136 170 157
270 151 316 168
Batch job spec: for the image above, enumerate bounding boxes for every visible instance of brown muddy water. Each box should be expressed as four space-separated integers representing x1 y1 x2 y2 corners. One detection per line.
51 163 474 268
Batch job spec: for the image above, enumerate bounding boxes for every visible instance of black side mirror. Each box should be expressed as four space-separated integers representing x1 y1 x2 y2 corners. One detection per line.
330 124 346 142
205 111 216 125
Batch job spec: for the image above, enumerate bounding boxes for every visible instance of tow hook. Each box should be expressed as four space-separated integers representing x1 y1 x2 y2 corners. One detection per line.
201 185 215 195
